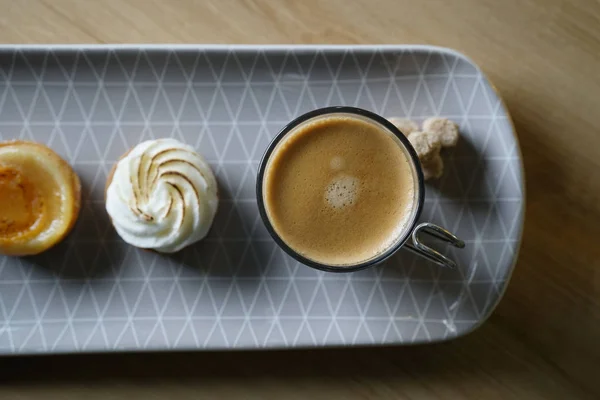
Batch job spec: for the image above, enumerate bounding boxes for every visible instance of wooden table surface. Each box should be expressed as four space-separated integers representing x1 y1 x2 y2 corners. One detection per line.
1 0 600 398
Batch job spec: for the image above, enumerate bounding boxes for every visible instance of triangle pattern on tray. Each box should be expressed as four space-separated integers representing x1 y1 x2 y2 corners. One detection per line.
0 47 522 353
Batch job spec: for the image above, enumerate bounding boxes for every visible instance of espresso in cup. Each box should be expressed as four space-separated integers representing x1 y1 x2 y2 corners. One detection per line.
262 114 418 266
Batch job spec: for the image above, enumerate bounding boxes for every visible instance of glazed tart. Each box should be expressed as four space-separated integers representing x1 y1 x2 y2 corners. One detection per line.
105 138 218 253
0 141 81 256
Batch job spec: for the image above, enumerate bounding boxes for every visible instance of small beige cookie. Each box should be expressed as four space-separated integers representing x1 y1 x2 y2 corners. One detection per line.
422 117 459 147
407 131 442 163
422 153 444 181
388 117 419 136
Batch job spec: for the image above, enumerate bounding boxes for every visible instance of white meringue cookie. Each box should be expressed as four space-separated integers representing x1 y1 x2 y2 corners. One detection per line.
106 139 218 253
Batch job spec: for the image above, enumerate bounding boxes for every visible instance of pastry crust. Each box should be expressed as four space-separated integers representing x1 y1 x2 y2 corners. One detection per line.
0 140 81 256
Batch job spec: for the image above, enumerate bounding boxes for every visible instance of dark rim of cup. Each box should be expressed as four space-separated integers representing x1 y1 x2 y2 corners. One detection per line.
256 106 426 273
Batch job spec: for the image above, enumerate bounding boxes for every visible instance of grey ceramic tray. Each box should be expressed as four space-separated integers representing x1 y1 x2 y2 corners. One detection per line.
0 45 524 354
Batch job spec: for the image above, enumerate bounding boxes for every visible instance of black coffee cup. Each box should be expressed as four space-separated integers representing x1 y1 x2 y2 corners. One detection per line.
256 106 465 273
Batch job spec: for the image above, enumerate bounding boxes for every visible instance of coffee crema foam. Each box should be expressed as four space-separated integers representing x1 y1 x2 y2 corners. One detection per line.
264 115 416 266
325 174 359 210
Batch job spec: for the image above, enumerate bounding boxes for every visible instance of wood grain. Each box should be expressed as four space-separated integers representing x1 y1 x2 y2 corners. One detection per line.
1 0 600 398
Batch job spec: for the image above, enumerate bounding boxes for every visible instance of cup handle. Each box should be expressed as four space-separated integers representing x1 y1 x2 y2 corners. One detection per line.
404 222 465 269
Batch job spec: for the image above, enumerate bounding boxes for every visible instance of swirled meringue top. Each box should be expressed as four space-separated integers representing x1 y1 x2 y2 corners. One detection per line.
106 139 218 253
